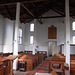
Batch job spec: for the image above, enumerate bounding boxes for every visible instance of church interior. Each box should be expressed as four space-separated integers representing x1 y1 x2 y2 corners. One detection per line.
0 0 75 75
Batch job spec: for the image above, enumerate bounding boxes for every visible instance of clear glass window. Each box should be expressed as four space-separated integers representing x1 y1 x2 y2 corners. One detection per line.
73 36 75 44
30 23 34 31
30 36 34 44
18 28 22 44
72 22 75 30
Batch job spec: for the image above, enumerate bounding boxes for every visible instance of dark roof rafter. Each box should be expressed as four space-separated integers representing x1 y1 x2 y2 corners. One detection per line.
51 8 65 16
0 0 75 23
21 3 43 24
4 5 13 19
0 0 47 6
21 16 65 20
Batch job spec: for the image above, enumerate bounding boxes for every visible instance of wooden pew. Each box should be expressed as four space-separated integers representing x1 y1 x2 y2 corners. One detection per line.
18 52 46 71
49 54 69 75
52 70 59 75
37 51 47 58
33 55 39 66
70 54 75 75
52 70 70 75
18 53 23 59
35 53 45 64
24 51 32 54
49 61 65 73
0 62 3 75
23 51 46 64
18 53 37 71
18 53 39 66
50 54 65 62
0 52 3 57
20 54 36 67
18 51 23 54
3 53 13 57
65 70 70 75
18 58 35 71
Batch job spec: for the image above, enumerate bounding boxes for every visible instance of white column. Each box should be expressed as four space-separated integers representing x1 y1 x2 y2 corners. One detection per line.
13 2 20 70
65 0 70 69
64 18 66 56
64 44 66 56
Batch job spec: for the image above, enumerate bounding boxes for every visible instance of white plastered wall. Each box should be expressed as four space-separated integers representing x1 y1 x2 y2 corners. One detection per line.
25 10 75 55
25 10 65 55
3 18 14 53
0 14 25 53
0 10 75 54
0 15 4 52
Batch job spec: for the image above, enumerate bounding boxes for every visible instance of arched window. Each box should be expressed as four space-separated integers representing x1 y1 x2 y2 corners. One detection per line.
73 36 75 44
30 23 34 32
30 36 34 44
72 21 75 30
18 28 22 44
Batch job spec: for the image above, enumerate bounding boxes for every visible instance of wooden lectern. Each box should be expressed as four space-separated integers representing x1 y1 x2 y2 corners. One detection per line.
5 55 18 75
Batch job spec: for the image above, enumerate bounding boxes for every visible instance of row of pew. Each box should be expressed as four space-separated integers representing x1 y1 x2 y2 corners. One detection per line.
49 54 70 75
17 51 47 72
24 50 47 58
0 51 75 75
18 52 46 71
49 54 75 75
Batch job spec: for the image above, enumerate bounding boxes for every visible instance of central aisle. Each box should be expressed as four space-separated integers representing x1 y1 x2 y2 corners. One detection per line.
26 59 50 75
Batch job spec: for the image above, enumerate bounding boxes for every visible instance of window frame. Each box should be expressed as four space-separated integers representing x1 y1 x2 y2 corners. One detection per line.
30 23 34 32
18 28 23 45
73 36 75 44
30 36 34 45
72 21 75 30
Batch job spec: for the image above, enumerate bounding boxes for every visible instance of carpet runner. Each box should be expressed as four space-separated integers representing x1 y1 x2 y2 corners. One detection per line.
26 59 49 75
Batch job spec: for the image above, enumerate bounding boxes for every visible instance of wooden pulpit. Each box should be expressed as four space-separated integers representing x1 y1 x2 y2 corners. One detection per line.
5 55 18 75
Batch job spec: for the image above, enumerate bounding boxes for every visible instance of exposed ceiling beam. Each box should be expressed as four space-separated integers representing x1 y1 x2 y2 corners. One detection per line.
35 0 59 18
70 10 75 15
20 5 32 17
0 0 46 6
21 3 43 24
37 19 43 24
31 3 39 14
58 0 75 8
21 16 65 20
21 3 34 17
21 14 75 20
51 8 65 16
4 5 13 19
